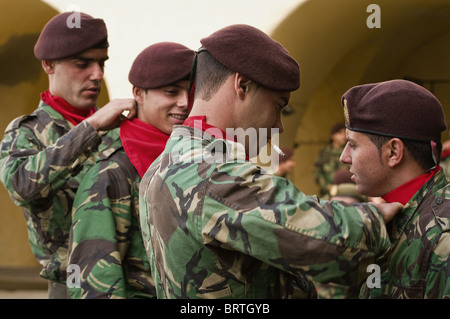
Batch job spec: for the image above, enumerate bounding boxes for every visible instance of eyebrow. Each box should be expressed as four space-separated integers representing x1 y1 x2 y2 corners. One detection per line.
346 134 358 144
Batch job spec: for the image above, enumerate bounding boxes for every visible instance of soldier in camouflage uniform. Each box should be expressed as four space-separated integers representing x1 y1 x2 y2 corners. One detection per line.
440 131 450 179
67 43 194 298
0 12 136 298
139 24 403 299
314 123 348 198
340 79 450 298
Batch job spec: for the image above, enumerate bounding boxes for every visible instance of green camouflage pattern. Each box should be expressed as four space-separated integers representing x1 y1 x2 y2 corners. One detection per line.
314 281 360 299
68 146 155 298
440 156 450 180
314 144 347 198
0 101 121 283
360 169 450 299
139 125 391 299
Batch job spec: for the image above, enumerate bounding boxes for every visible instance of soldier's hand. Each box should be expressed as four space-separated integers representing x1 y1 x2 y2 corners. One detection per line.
86 98 137 131
374 202 404 223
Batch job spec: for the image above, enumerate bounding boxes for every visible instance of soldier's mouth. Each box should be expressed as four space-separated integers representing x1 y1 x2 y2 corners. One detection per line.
170 114 188 121
349 170 356 182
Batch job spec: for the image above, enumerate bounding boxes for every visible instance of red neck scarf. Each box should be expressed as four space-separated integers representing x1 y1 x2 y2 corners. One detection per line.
41 90 96 126
120 118 169 177
382 166 441 205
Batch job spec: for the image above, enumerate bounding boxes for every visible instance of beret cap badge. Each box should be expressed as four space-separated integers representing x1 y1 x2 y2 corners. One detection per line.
343 98 350 127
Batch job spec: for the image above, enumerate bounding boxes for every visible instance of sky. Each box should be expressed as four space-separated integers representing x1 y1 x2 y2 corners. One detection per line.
42 0 302 99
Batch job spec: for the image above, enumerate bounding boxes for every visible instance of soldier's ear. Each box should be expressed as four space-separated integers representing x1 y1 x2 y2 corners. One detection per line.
41 60 56 75
132 86 145 103
234 73 252 100
385 138 404 168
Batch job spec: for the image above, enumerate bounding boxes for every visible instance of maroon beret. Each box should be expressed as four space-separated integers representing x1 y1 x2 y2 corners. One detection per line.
129 42 195 89
34 12 108 60
333 168 354 185
329 169 366 201
342 79 447 142
200 24 300 92
330 122 345 135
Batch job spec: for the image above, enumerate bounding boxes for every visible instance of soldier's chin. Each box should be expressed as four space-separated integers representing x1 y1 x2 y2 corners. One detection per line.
355 185 371 197
76 96 98 109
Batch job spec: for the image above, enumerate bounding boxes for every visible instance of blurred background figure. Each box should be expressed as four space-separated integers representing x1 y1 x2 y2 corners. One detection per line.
313 122 348 198
275 147 296 178
440 127 450 179
329 168 367 203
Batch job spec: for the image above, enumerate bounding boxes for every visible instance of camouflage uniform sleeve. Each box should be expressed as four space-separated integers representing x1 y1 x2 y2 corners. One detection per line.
426 232 450 298
203 161 389 286
68 156 133 299
0 118 101 206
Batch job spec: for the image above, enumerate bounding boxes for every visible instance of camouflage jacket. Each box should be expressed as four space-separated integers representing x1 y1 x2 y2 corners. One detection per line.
0 101 120 283
68 145 155 299
313 144 347 198
360 169 450 299
315 281 360 299
440 155 450 180
139 125 391 299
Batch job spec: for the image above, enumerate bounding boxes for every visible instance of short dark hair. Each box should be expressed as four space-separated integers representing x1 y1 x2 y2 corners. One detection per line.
194 50 234 101
367 133 441 171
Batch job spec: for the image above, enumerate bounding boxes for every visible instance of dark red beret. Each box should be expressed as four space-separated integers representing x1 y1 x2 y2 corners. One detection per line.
129 42 195 89
333 168 354 185
330 122 345 135
34 12 108 60
200 24 300 92
330 169 365 201
342 79 447 142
